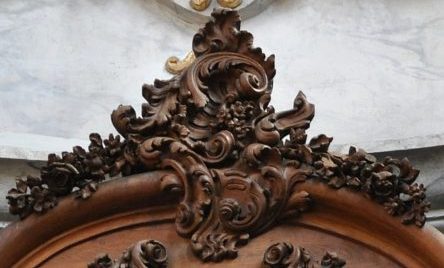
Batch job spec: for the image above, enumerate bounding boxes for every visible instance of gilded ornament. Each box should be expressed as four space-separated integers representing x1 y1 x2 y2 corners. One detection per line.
218 0 242 8
190 0 211 11
165 51 196 75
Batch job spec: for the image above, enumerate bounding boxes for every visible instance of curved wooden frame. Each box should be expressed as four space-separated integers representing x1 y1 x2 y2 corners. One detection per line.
0 172 443 267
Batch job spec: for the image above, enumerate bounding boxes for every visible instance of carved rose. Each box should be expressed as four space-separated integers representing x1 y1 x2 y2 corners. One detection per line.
41 163 78 196
140 240 168 267
264 242 294 266
369 171 397 198
263 242 311 268
219 198 241 222
88 240 168 268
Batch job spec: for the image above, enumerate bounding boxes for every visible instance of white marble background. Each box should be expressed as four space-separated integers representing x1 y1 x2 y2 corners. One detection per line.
1 0 444 160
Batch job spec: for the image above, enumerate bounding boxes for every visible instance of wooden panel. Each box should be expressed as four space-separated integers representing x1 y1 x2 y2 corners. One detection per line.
1 172 444 267
41 221 401 268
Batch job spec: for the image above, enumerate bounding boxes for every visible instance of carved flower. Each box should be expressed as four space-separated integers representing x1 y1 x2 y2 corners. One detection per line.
263 242 311 267
211 98 259 142
219 198 241 222
321 251 346 268
89 133 105 154
29 186 57 214
104 134 123 157
74 181 98 200
87 254 114 268
216 108 230 124
41 162 78 196
140 240 168 267
309 134 333 153
288 128 307 145
232 101 247 119
263 242 294 266
384 196 402 216
6 178 32 218
6 177 57 218
366 170 397 199
83 154 105 181
402 198 430 227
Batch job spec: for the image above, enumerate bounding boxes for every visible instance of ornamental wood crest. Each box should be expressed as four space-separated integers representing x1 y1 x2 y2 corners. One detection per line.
6 9 430 266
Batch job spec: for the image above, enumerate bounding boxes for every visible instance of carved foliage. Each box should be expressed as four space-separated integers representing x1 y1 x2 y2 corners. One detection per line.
6 133 131 218
107 9 313 262
88 240 167 268
307 144 430 227
263 242 346 268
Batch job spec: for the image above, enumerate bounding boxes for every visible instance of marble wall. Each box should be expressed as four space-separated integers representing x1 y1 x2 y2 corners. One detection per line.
0 0 443 160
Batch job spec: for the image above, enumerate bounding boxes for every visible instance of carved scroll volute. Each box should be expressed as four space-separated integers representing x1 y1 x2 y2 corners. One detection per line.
192 9 275 76
184 52 270 109
255 91 315 146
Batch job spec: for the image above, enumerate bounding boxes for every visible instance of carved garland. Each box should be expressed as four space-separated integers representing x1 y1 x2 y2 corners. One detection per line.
88 240 167 268
263 242 346 268
6 9 430 263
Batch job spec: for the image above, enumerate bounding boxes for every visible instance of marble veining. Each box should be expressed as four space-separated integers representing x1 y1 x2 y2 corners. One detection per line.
0 0 443 159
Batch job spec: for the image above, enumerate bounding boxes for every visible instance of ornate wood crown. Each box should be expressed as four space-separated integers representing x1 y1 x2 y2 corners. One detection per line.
6 9 429 266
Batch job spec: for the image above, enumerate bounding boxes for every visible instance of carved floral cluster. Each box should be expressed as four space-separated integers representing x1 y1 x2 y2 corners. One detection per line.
263 242 346 268
88 240 167 268
318 147 429 227
213 99 257 140
6 133 128 218
283 134 430 227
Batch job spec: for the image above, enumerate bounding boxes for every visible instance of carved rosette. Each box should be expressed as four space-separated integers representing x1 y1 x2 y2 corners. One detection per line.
7 8 430 264
263 242 311 268
263 242 346 268
88 240 168 268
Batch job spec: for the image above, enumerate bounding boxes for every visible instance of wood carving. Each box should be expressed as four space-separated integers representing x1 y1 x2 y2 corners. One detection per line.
263 242 346 268
263 242 311 268
88 240 167 268
5 9 430 263
320 252 347 268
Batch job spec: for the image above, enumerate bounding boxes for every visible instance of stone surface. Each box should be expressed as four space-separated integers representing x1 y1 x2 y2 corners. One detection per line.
0 0 443 160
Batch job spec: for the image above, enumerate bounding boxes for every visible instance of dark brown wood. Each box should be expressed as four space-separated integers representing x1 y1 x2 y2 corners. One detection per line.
0 174 443 267
87 239 168 268
262 242 345 268
0 8 441 268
